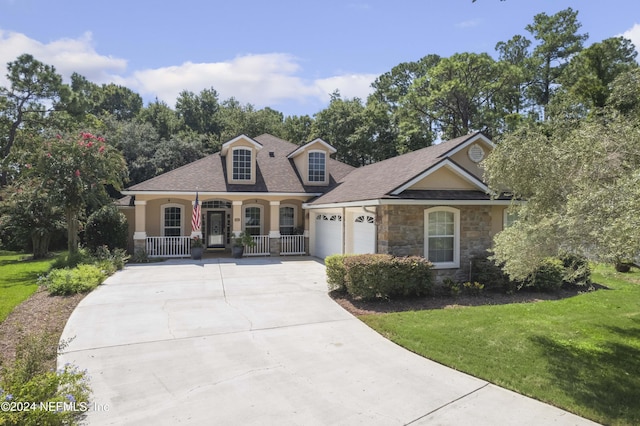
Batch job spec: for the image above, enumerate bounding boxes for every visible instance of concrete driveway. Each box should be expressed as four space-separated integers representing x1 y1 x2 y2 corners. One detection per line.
59 258 597 425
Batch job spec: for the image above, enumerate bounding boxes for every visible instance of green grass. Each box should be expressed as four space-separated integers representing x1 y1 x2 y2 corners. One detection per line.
0 251 60 323
360 265 640 426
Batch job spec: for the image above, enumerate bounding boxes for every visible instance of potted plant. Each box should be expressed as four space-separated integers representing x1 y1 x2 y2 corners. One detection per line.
232 231 256 258
191 236 204 260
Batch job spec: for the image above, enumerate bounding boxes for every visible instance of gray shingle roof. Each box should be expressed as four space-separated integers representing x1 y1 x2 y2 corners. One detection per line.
308 132 484 205
126 134 355 194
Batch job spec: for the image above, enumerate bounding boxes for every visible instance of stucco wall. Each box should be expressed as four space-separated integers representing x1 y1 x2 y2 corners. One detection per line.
378 204 494 283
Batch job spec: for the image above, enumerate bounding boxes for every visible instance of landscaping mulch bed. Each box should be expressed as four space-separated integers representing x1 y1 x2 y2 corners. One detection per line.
0 288 86 368
330 286 599 316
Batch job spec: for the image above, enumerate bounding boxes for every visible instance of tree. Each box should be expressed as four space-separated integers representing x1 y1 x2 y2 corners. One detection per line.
0 54 65 185
26 132 128 253
93 83 143 120
560 37 638 109
370 55 440 153
484 111 640 279
281 115 313 145
175 88 221 135
525 7 588 115
137 98 181 141
311 92 371 166
0 181 64 258
407 53 515 139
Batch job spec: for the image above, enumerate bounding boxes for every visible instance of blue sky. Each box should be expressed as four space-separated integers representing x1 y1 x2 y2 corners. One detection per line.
1 0 638 117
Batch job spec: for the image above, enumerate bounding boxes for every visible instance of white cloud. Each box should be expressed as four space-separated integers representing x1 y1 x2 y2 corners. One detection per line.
0 30 377 114
622 23 640 60
456 19 480 29
0 30 127 86
314 73 378 102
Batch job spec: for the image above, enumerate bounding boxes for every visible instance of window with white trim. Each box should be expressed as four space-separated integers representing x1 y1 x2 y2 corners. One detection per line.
503 209 519 228
232 148 252 180
308 151 326 182
161 204 183 237
243 205 262 236
279 205 296 235
424 207 460 268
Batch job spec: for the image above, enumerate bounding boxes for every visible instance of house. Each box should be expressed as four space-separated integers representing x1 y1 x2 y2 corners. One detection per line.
119 131 513 281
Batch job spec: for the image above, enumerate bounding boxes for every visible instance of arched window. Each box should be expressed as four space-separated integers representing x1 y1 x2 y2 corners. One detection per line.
424 207 460 269
161 203 183 237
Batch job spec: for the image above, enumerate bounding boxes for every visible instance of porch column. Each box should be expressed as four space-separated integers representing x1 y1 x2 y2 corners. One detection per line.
133 200 147 253
232 201 243 237
303 209 310 255
269 201 280 255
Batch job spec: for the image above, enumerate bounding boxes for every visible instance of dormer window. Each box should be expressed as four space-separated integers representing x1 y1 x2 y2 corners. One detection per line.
308 151 326 182
232 148 252 181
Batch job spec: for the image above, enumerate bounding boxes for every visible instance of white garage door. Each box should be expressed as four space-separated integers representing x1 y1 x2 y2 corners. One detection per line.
315 213 343 259
352 214 376 254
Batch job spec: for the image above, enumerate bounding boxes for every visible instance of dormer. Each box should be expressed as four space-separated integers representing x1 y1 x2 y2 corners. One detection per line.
287 138 337 186
221 135 263 185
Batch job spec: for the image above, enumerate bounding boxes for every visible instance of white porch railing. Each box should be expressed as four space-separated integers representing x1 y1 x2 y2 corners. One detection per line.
244 235 270 256
281 235 305 255
146 236 190 258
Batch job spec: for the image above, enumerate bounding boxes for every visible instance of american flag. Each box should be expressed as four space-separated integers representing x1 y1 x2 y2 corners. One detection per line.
191 193 201 231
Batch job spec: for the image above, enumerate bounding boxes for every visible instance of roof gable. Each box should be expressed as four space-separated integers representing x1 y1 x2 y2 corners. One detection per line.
287 138 336 159
220 134 263 156
390 159 488 194
308 131 492 205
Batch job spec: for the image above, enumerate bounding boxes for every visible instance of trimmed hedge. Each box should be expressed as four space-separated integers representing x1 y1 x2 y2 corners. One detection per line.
335 254 433 300
325 254 348 292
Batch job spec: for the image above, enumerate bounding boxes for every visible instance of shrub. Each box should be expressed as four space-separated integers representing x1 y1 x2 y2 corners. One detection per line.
343 254 433 300
325 254 348 292
51 247 94 269
527 257 564 292
132 248 151 263
559 251 591 286
0 333 91 426
471 255 516 293
85 204 128 252
93 245 129 271
463 281 484 295
444 278 461 297
42 264 106 295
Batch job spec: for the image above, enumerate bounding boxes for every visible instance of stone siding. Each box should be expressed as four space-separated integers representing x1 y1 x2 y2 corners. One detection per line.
377 204 493 283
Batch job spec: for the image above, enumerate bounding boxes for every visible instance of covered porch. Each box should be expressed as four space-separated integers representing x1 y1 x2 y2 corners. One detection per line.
124 194 310 258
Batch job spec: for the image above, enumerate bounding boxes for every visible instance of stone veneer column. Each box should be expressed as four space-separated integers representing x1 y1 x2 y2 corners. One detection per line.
133 200 147 253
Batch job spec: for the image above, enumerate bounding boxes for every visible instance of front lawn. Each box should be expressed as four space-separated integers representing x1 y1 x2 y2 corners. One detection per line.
360 265 640 426
0 251 58 322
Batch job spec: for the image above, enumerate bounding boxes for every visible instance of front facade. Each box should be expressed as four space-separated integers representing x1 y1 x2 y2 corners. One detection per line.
119 132 514 281
118 134 354 257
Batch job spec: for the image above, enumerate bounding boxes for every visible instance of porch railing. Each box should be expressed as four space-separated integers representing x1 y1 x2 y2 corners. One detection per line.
244 235 270 256
281 235 305 255
146 236 190 258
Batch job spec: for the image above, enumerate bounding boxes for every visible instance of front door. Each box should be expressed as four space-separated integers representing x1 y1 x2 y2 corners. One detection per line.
207 211 225 248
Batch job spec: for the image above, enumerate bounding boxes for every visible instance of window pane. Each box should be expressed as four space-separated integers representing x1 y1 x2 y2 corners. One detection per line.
428 237 454 262
233 149 252 180
164 206 181 236
245 207 261 235
280 207 295 235
308 152 326 182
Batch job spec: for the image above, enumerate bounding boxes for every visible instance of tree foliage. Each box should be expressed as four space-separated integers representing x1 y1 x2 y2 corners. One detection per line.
485 110 640 278
24 132 128 253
